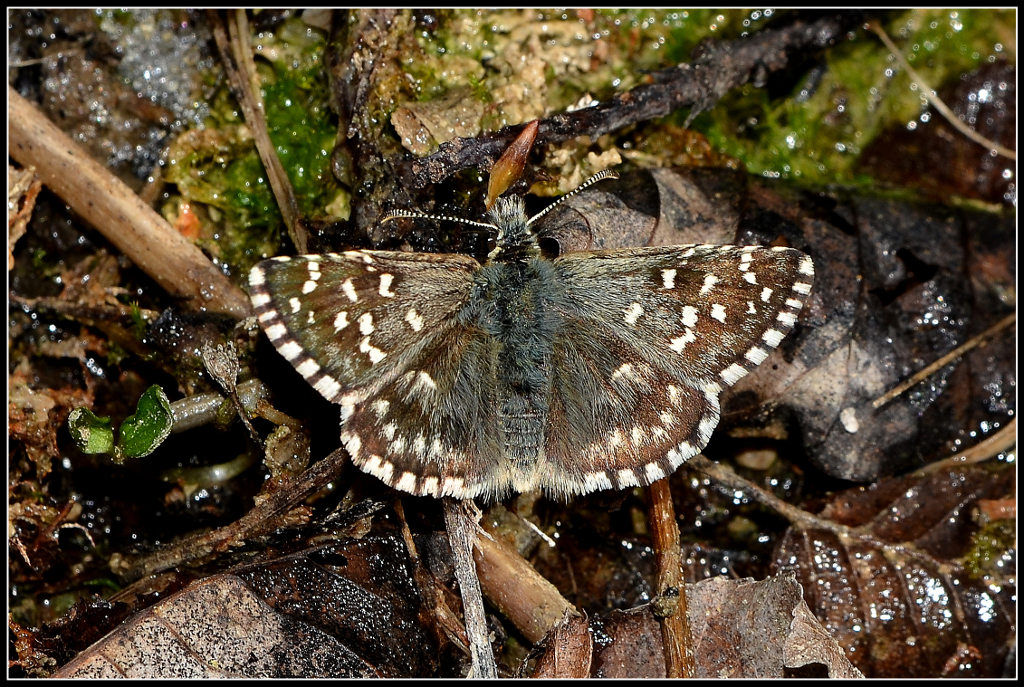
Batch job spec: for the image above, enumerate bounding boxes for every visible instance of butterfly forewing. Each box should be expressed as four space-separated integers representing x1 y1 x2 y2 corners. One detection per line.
249 250 479 410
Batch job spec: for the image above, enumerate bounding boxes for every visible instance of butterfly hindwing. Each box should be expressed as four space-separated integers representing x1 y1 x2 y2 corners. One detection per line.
340 322 507 499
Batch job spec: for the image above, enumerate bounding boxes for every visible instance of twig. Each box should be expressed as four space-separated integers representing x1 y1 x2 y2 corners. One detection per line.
647 478 695 678
871 313 1015 409
868 21 1016 161
116 447 350 579
443 498 498 678
9 87 252 319
688 455 997 569
912 417 1016 477
393 499 470 653
209 10 306 252
402 13 866 187
475 518 579 645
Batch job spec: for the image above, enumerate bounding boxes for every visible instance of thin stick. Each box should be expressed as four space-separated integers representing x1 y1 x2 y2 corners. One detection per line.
394 500 470 652
474 520 578 644
869 21 1015 161
209 10 305 252
689 455 1005 567
9 88 252 319
443 498 498 678
647 478 695 678
912 417 1016 477
871 313 1015 409
119 447 351 579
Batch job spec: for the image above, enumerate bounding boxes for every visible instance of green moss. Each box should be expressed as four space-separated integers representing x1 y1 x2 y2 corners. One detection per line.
261 60 341 218
164 15 341 275
963 519 1015 582
698 8 1014 186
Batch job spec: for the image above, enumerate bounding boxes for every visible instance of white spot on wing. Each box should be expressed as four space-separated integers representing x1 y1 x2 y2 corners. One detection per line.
379 273 396 297
265 323 288 341
669 328 696 353
334 311 349 331
616 469 639 487
341 431 361 458
358 312 375 335
624 302 644 325
700 273 718 295
296 358 321 378
745 346 769 365
342 278 359 303
405 308 424 332
396 471 417 492
278 341 303 361
661 268 677 289
611 363 635 381
359 337 386 364
631 425 647 445
711 303 727 323
720 363 747 385
674 441 696 462
441 477 465 496
420 476 440 496
698 413 718 443
583 471 613 492
777 311 797 327
314 375 341 400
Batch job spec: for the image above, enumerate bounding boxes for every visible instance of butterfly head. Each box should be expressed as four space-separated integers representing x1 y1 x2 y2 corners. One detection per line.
485 195 537 263
380 169 620 264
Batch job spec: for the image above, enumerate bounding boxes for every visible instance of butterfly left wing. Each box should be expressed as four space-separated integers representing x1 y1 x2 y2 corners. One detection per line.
250 251 481 402
537 244 813 497
251 251 509 498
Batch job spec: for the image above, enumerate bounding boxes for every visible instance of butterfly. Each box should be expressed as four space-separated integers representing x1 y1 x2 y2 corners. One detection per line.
249 170 813 500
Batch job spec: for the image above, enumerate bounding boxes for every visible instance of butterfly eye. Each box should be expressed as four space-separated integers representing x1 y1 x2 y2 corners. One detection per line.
537 235 562 258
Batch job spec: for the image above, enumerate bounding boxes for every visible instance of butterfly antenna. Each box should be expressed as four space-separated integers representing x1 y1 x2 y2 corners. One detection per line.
525 168 620 227
380 210 497 231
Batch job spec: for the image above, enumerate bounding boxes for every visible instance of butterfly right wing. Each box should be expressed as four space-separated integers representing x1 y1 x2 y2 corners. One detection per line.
250 251 504 498
538 244 813 498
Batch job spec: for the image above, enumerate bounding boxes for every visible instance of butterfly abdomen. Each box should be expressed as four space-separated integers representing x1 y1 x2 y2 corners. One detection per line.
467 258 565 485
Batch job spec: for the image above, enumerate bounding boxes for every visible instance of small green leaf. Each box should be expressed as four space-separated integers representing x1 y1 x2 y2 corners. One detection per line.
116 385 174 461
67 407 114 455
